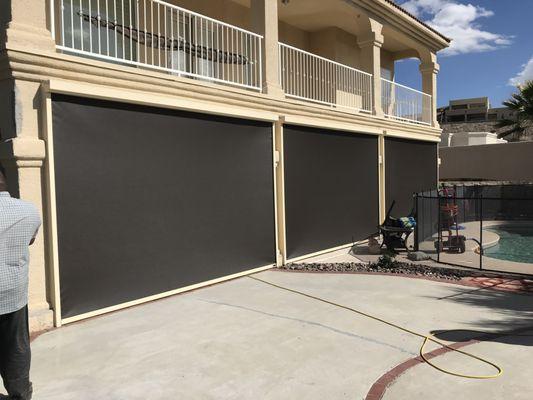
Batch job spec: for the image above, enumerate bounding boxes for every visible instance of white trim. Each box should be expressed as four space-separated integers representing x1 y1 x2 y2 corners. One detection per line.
275 120 287 265
380 77 431 97
272 124 281 267
61 263 275 325
385 129 441 143
41 85 62 327
283 115 382 135
378 135 386 224
279 43 372 77
383 113 431 126
49 0 56 41
48 79 280 122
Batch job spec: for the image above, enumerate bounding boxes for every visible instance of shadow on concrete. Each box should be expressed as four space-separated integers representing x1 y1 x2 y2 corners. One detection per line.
431 327 533 347
429 284 533 347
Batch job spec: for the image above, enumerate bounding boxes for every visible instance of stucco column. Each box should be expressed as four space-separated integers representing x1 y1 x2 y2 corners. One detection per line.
274 118 286 266
251 0 284 98
0 83 51 333
1 0 55 52
378 134 386 224
419 54 440 127
357 20 384 118
1 1 55 331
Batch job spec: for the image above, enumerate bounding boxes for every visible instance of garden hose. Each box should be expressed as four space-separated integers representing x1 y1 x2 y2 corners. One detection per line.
248 275 503 380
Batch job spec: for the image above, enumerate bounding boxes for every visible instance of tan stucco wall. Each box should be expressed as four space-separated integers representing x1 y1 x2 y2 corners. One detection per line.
171 0 310 50
279 21 310 50
307 26 399 80
174 0 250 29
440 142 533 182
380 49 395 80
309 27 361 69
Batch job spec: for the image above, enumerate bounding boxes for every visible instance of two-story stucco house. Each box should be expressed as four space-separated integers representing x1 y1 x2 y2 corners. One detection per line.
0 0 449 331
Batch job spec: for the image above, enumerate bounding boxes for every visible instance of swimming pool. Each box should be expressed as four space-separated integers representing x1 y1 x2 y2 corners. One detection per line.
485 224 533 264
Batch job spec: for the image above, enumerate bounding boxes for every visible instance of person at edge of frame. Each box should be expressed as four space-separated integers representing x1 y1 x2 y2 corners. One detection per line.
0 165 41 400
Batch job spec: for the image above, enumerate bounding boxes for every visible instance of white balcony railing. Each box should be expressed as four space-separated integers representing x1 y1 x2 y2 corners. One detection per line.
279 43 373 113
52 0 263 90
381 78 432 125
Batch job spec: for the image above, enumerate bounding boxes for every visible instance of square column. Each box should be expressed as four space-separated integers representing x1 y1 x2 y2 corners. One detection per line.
0 133 50 332
1 0 55 332
358 23 384 118
420 57 440 127
251 0 285 98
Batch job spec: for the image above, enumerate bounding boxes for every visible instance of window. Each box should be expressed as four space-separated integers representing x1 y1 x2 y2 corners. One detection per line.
61 0 136 61
168 13 215 79
448 115 465 122
467 113 487 122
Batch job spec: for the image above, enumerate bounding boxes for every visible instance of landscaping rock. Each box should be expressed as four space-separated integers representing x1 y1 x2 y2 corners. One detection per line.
365 237 382 255
280 261 476 281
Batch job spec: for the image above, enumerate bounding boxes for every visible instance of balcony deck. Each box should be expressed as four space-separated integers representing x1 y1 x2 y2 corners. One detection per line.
51 0 433 126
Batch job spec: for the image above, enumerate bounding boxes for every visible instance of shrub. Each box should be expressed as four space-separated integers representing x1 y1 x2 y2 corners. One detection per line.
375 253 400 269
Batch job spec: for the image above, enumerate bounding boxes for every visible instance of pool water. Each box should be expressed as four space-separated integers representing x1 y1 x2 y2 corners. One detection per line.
485 225 533 264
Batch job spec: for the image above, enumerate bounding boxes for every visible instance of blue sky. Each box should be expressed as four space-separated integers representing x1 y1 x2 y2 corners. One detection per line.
394 0 533 107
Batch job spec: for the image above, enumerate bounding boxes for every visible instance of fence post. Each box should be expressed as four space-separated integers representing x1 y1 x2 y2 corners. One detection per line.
437 193 441 263
414 193 419 251
479 194 483 270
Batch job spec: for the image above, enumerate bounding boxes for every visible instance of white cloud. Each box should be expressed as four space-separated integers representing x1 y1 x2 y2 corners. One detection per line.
400 0 512 56
401 0 448 15
509 56 533 86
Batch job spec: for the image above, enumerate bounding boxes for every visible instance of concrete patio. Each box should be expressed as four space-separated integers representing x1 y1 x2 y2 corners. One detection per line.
9 265 533 400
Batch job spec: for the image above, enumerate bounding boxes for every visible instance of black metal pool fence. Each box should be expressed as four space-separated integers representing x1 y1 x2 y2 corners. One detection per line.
414 184 533 275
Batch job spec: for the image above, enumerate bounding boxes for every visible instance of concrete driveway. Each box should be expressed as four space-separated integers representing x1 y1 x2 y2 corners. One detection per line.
16 270 533 399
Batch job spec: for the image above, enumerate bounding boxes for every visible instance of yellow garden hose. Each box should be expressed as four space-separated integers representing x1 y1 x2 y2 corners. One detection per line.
248 275 502 379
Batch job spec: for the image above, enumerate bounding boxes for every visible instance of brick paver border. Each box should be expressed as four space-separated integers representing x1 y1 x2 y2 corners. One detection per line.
365 325 533 400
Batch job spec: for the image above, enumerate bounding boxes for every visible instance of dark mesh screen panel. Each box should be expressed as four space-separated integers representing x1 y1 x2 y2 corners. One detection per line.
284 125 379 259
385 137 437 217
52 94 276 318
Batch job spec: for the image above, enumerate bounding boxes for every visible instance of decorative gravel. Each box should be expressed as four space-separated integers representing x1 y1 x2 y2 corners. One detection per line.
279 262 477 281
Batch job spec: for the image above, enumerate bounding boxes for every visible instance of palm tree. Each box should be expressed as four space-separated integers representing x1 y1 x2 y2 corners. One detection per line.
497 80 533 140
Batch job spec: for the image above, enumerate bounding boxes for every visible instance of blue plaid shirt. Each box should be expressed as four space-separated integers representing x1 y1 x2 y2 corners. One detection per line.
0 192 41 315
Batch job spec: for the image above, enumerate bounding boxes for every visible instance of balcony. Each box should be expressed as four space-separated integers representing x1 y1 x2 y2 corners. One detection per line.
279 44 432 125
381 79 432 125
51 0 434 126
53 0 263 91
279 43 373 114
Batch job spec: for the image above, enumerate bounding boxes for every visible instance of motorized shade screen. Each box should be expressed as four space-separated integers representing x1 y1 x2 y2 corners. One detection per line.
52 94 276 318
385 137 438 217
283 125 379 259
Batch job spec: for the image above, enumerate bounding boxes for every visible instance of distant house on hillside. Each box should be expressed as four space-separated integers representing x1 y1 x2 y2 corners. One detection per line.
437 97 532 145
437 97 516 124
